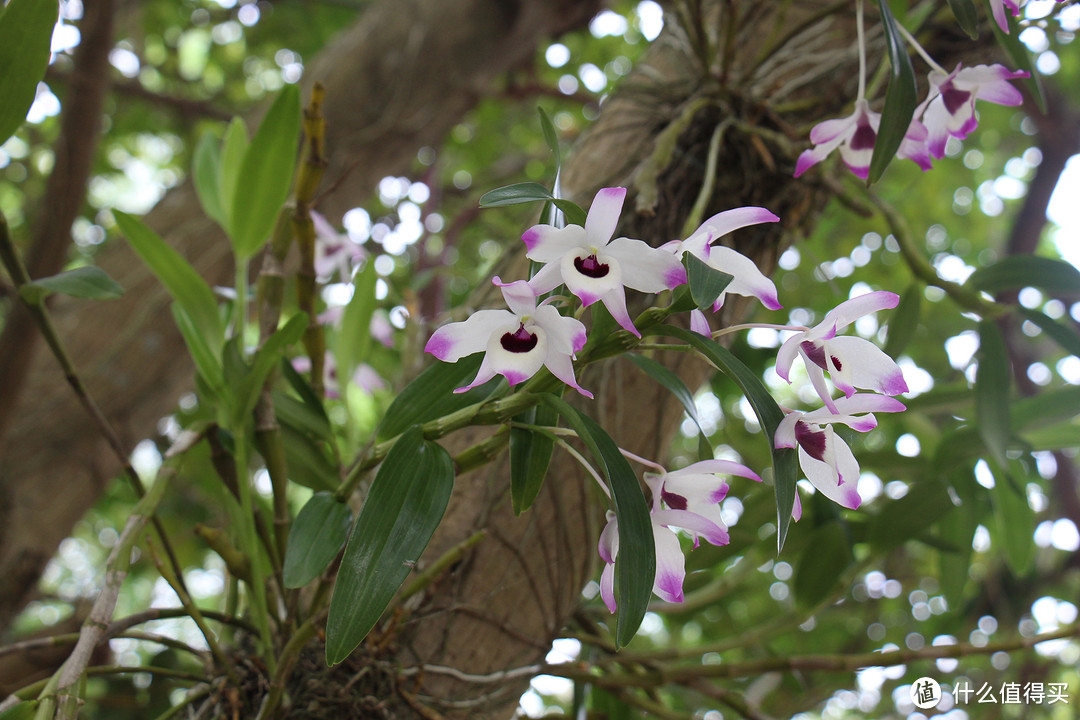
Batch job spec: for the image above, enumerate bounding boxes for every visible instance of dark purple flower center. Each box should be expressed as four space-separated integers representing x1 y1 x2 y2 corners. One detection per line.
661 486 688 511
800 340 842 371
941 82 972 115
850 119 877 151
500 324 538 353
794 422 828 462
574 254 610 279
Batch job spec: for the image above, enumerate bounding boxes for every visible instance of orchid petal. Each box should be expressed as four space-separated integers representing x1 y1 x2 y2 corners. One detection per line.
605 236 686 292
526 261 565 296
600 562 616 613
831 393 907 415
522 224 586 263
809 114 857 145
532 305 586 355
706 246 782 310
775 412 800 449
675 458 761 483
650 524 686 604
653 509 729 548
687 207 780 244
424 309 516 362
584 187 626 246
798 437 861 510
775 334 801 382
690 308 712 337
599 286 640 337
494 277 538 316
542 347 593 399
827 336 909 396
822 291 899 330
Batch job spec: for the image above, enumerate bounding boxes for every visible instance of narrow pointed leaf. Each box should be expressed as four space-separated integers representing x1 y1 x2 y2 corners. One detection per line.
278 423 338 491
283 492 352 588
975 320 1011 467
326 426 454 664
625 353 711 455
883 282 921 358
233 313 309 424
648 326 798 551
868 0 918 184
230 85 301 259
20 266 123 303
193 131 227 228
540 394 653 648
272 390 332 442
336 259 379 384
510 404 560 515
537 106 561 169
682 252 733 311
967 255 1080 295
551 199 588 227
1020 308 1080 358
171 303 225 400
377 354 501 441
220 117 249 228
946 0 979 39
478 182 554 207
991 466 1035 575
116 211 222 352
0 0 57 145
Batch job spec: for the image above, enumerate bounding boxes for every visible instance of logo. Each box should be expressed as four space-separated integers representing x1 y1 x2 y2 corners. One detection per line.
911 677 942 709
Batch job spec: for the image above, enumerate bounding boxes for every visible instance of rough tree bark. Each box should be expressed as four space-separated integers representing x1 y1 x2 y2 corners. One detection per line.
0 0 1005 717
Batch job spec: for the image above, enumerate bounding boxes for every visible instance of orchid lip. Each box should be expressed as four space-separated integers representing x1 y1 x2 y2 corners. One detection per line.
574 254 610 279
850 123 876 151
942 83 972 115
500 324 538 353
794 422 828 462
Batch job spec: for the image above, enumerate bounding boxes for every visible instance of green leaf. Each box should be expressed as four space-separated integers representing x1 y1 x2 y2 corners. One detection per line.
272 390 332 442
1020 308 1080 358
279 423 338 491
991 13 1047 114
478 182 554 207
551 198 588 227
192 131 227 228
624 353 711 454
336 259 379 384
868 480 954 552
991 467 1035 575
793 523 854 609
868 0 918 184
883 282 921 358
975 320 1011 467
377 354 502 441
232 313 309 425
20 266 123 304
116 211 222 353
171 303 225 402
682 252 733 311
283 492 352 588
326 426 454 665
967 255 1080 295
946 0 979 39
509 404 560 515
537 106 561 169
0 0 57 145
230 85 301 259
220 117 249 228
937 491 977 609
648 326 798 551
0 698 36 720
540 394 653 648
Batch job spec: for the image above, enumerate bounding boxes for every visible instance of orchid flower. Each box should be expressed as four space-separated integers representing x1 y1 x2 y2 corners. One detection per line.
311 210 367 283
794 99 880 180
776 291 908 412
522 187 686 337
597 459 759 611
424 277 592 397
662 207 782 335
775 394 907 510
918 63 1029 159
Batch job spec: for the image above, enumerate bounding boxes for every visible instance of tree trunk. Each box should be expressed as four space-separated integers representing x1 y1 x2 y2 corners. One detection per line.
0 0 1002 717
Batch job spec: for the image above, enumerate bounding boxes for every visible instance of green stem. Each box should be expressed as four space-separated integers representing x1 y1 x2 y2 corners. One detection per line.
232 436 276 671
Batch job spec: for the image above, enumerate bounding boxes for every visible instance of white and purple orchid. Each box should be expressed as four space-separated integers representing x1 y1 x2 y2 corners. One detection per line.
424 277 592 397
597 459 759 611
662 207 783 335
776 291 908 412
794 99 880 180
918 63 1029 159
776 394 906 510
311 210 367 283
989 0 1022 33
522 187 686 337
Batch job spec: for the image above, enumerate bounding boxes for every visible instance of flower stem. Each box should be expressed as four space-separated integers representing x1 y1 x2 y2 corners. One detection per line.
856 0 866 100
895 19 947 74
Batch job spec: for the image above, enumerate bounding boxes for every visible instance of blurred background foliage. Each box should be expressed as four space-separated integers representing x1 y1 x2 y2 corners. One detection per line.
1 0 1079 718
